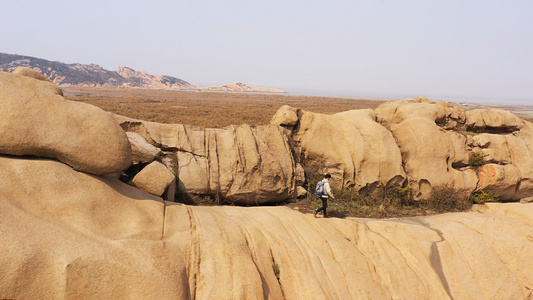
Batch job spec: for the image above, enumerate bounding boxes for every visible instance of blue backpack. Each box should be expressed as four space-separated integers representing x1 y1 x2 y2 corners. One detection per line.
315 180 326 197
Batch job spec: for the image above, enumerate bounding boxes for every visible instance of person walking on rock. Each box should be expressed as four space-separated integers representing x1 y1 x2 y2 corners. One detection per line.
314 173 335 218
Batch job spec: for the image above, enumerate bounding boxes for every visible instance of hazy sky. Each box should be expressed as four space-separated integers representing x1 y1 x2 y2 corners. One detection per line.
1 0 532 104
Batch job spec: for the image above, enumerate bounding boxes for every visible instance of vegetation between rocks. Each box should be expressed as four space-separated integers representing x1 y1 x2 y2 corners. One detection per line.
469 151 486 169
272 263 280 279
471 190 500 204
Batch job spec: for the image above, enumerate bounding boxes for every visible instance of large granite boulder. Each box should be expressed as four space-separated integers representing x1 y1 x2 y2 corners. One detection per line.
466 108 524 132
272 107 406 193
1 155 532 299
115 115 299 205
270 104 299 126
471 120 533 200
375 101 478 199
0 71 131 175
376 98 466 130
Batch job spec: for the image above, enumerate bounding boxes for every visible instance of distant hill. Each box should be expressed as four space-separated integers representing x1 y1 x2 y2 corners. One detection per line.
0 53 284 93
0 53 196 90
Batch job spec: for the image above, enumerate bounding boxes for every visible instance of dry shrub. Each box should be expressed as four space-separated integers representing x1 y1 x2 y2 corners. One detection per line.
319 184 473 218
470 190 499 204
469 151 485 168
419 188 473 213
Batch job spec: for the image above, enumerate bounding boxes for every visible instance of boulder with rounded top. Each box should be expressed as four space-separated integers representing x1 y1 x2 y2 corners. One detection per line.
0 71 132 175
274 106 406 193
466 109 524 131
270 104 299 126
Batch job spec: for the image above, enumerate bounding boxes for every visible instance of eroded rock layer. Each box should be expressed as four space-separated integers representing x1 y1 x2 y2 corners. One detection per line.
115 116 300 204
0 156 532 299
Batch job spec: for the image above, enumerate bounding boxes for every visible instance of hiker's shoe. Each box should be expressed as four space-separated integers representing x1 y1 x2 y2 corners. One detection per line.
313 211 317 218
323 215 329 218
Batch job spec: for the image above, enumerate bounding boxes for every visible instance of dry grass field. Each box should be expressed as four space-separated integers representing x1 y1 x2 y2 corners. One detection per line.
62 87 387 127
63 87 533 126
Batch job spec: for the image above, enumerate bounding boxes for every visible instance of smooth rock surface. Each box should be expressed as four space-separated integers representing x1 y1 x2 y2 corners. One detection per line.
0 155 532 299
0 71 132 175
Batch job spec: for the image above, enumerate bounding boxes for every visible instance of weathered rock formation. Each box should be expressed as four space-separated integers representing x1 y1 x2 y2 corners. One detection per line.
271 98 533 201
115 115 301 205
272 105 407 195
1 70 533 299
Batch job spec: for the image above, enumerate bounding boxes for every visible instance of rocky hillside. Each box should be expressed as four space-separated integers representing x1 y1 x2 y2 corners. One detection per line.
1 69 533 299
0 53 284 92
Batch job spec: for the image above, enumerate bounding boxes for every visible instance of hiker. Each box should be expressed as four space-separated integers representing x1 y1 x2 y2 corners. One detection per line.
314 173 335 218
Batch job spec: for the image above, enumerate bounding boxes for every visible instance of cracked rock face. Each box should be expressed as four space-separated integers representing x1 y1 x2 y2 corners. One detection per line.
0 71 132 175
1 156 532 299
115 116 299 204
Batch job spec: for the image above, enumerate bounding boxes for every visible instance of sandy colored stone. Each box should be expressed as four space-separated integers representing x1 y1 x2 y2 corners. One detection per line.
1 155 533 299
0 71 132 175
466 109 524 131
116 102 533 203
374 101 478 199
375 98 466 130
390 117 478 199
280 107 406 193
270 104 299 126
477 164 522 200
471 120 533 199
115 116 298 205
296 186 307 198
133 161 175 196
520 196 533 203
126 131 161 164
294 163 306 185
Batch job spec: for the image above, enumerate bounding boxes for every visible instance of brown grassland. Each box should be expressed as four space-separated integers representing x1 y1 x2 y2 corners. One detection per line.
62 87 387 127
63 86 533 218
